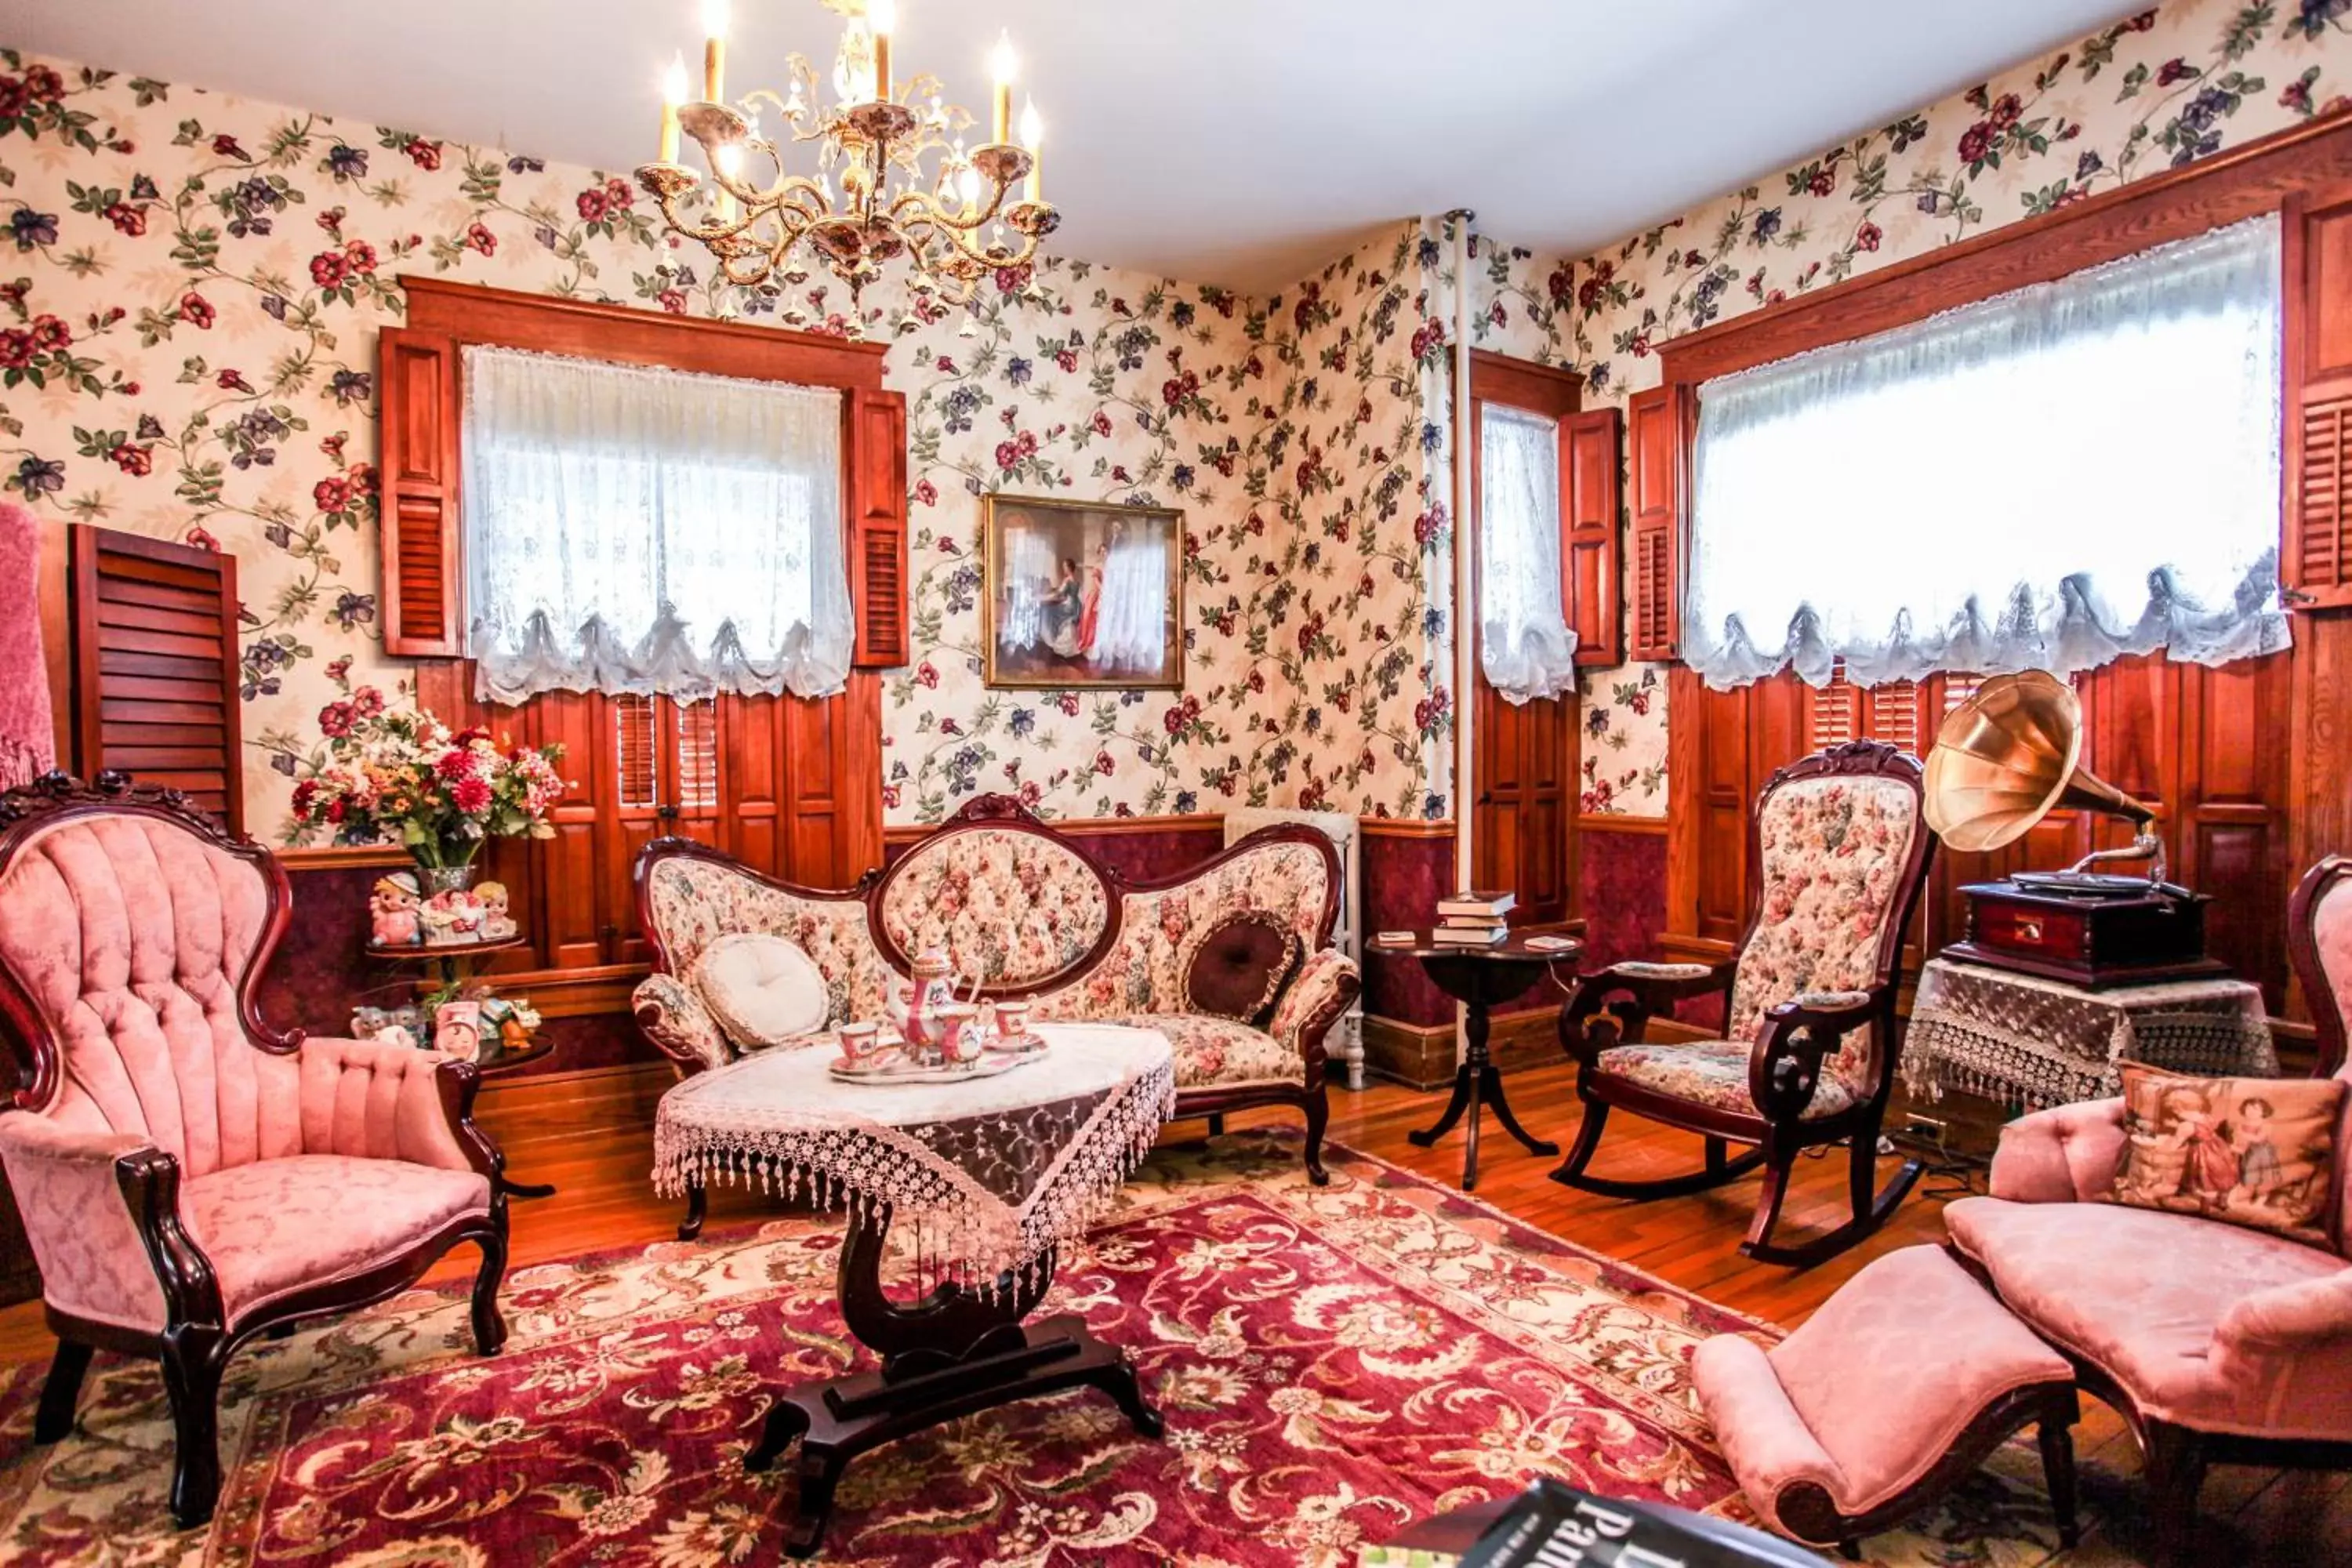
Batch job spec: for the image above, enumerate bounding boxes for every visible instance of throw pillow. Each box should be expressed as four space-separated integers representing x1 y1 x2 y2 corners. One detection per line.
1183 912 1301 1024
2104 1064 2346 1247
693 933 829 1051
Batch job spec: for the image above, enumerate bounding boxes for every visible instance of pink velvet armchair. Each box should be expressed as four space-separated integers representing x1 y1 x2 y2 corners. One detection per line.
1943 854 2352 1566
0 774 510 1530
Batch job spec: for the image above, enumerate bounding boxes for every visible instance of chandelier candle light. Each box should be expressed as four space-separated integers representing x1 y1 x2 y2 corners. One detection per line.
638 0 1059 305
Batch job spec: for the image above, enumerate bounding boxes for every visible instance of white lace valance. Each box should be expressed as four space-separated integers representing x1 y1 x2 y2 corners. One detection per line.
460 344 853 704
1479 405 1579 703
1686 215 2288 691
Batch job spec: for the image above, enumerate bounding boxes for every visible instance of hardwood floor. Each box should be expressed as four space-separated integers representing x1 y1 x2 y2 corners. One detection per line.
2 1058 2344 1562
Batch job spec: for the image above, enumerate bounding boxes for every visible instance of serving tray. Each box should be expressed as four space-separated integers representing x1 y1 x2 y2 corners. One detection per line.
828 1045 1044 1084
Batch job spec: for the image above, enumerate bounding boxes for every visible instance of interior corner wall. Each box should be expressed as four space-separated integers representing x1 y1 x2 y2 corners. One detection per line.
1462 0 2348 819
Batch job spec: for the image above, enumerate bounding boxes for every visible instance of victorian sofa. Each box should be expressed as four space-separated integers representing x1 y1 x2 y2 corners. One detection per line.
1941 853 2352 1565
633 794 1359 1213
0 774 510 1529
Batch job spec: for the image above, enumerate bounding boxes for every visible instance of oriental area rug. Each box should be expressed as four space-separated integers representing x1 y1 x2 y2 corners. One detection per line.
0 1134 2092 1566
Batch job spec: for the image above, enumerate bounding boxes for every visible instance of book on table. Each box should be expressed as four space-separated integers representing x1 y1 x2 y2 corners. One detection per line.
1436 890 1515 920
1430 925 1510 946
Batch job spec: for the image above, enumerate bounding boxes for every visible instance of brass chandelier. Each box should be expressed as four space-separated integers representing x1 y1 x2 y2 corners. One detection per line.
636 0 1058 306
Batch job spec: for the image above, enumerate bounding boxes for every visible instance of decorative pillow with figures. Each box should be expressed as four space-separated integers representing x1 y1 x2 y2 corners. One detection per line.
2104 1064 2346 1247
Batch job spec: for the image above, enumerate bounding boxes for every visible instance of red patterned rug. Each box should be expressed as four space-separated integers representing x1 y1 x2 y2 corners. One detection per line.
0 1134 2084 1566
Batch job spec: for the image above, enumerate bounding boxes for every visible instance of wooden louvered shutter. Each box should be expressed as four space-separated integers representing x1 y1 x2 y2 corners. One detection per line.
68 525 244 833
848 387 909 667
1628 385 1682 660
2285 194 2352 613
378 326 464 656
1561 407 1623 668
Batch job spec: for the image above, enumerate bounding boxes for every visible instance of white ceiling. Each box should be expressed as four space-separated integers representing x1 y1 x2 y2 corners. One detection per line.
10 0 2140 293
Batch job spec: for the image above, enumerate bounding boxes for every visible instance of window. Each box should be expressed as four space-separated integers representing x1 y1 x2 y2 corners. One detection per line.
1478 405 1579 703
1685 215 2288 691
460 345 854 704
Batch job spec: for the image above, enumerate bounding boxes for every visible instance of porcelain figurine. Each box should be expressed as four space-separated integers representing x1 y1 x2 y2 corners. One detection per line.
475 880 517 942
434 1000 483 1062
368 872 423 947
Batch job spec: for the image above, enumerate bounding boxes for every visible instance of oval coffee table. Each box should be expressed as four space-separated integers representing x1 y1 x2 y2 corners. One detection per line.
653 1022 1177 1557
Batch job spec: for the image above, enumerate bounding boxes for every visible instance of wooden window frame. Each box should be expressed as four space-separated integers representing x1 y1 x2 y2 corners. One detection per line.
1646 111 2352 1017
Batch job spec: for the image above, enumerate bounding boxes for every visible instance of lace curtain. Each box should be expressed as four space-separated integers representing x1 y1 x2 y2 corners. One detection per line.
1479 405 1579 703
461 346 853 703
1686 215 2288 691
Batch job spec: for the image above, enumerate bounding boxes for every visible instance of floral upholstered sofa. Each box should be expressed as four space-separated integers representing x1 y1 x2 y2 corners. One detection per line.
632 794 1360 1183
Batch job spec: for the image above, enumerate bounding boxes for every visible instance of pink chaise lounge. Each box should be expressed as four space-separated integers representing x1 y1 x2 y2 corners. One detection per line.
1942 853 2352 1564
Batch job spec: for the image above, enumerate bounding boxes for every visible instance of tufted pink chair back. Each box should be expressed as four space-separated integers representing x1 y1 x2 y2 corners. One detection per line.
0 815 302 1178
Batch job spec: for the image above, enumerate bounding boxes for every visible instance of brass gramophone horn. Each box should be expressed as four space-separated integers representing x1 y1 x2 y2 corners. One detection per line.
1922 670 2164 879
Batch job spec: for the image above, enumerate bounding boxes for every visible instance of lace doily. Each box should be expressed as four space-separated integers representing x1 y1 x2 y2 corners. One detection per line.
1901 958 2277 1111
654 1023 1175 1293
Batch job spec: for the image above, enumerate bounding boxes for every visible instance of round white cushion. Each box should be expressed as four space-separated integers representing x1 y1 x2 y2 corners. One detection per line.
692 933 829 1050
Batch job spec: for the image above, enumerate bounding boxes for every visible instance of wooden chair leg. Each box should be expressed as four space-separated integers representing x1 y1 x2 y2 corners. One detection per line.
1740 1142 1798 1258
2143 1421 2206 1568
677 1178 708 1241
33 1338 92 1445
160 1328 227 1530
2039 1406 2081 1551
1301 1087 1330 1187
1205 1112 1225 1138
470 1223 510 1357
1551 1101 1609 1185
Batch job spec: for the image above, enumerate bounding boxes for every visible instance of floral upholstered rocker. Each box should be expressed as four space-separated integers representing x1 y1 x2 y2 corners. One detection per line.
0 775 510 1529
633 793 1360 1229
1554 740 1936 1265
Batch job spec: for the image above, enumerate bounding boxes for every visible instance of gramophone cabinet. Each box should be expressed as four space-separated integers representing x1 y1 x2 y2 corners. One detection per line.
1944 878 2229 989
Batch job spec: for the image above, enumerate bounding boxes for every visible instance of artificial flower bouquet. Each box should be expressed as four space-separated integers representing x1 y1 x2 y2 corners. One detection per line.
288 690 567 872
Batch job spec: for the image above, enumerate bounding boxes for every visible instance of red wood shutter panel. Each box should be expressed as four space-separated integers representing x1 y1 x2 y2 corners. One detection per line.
2286 194 2352 613
67 524 244 833
1561 407 1623 668
377 326 464 655
1627 386 1682 660
848 387 909 668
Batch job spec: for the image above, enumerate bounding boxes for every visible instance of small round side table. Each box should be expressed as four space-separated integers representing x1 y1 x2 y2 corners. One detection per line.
1377 930 1582 1191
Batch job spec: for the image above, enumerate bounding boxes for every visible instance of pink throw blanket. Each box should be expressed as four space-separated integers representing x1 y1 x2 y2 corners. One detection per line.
0 502 56 789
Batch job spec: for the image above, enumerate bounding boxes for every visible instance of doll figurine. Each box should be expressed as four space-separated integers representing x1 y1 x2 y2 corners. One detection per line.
476 880 517 942
369 872 423 946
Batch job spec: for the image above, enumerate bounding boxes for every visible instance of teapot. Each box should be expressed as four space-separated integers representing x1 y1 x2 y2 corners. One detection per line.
886 946 964 1059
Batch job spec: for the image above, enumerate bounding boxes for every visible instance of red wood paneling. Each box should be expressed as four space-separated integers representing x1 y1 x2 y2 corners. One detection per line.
1563 407 1623 668
848 388 909 669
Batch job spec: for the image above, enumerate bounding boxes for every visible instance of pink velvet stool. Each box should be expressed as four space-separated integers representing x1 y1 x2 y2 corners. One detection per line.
1692 1244 2078 1559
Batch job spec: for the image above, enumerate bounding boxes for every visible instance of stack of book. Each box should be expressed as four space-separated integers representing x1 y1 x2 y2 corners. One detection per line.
1433 890 1514 945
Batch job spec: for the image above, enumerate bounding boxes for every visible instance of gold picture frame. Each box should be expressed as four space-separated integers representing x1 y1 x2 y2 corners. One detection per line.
980 493 1185 689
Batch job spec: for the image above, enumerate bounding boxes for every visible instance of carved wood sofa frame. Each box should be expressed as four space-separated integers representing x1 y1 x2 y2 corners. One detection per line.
1553 740 1938 1266
0 773 511 1528
634 793 1360 1239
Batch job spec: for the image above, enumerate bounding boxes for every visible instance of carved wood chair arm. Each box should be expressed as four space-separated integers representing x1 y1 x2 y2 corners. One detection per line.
633 971 728 1076
1559 960 1737 1063
1746 989 1882 1123
113 1145 227 1330
0 1115 188 1329
1271 949 1361 1078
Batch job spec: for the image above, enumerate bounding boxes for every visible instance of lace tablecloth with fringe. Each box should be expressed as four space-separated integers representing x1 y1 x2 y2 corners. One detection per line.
653 1022 1175 1292
1900 958 2277 1111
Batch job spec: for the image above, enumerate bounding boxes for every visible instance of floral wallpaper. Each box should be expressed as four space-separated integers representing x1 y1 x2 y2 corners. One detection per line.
4 0 2346 836
1464 0 2351 815
0 46 1307 833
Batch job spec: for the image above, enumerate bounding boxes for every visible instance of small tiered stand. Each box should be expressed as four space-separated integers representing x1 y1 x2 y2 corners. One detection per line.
361 933 554 1196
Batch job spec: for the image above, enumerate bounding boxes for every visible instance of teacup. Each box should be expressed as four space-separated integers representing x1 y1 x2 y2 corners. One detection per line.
993 1000 1031 1040
936 1002 985 1063
837 1021 883 1064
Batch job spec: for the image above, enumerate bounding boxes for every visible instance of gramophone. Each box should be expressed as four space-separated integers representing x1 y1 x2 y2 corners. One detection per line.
1923 670 2227 989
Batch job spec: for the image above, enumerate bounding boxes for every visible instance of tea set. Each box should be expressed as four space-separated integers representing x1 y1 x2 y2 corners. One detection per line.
829 945 1049 1083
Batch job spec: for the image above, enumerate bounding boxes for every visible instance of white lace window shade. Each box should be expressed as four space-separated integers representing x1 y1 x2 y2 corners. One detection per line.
461 346 853 704
1686 215 2289 692
1479 405 1579 703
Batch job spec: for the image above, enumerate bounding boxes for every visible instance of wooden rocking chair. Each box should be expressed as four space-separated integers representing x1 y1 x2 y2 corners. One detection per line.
1552 740 1936 1266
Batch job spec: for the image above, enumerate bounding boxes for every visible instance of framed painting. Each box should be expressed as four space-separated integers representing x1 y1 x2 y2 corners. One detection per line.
981 494 1185 689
